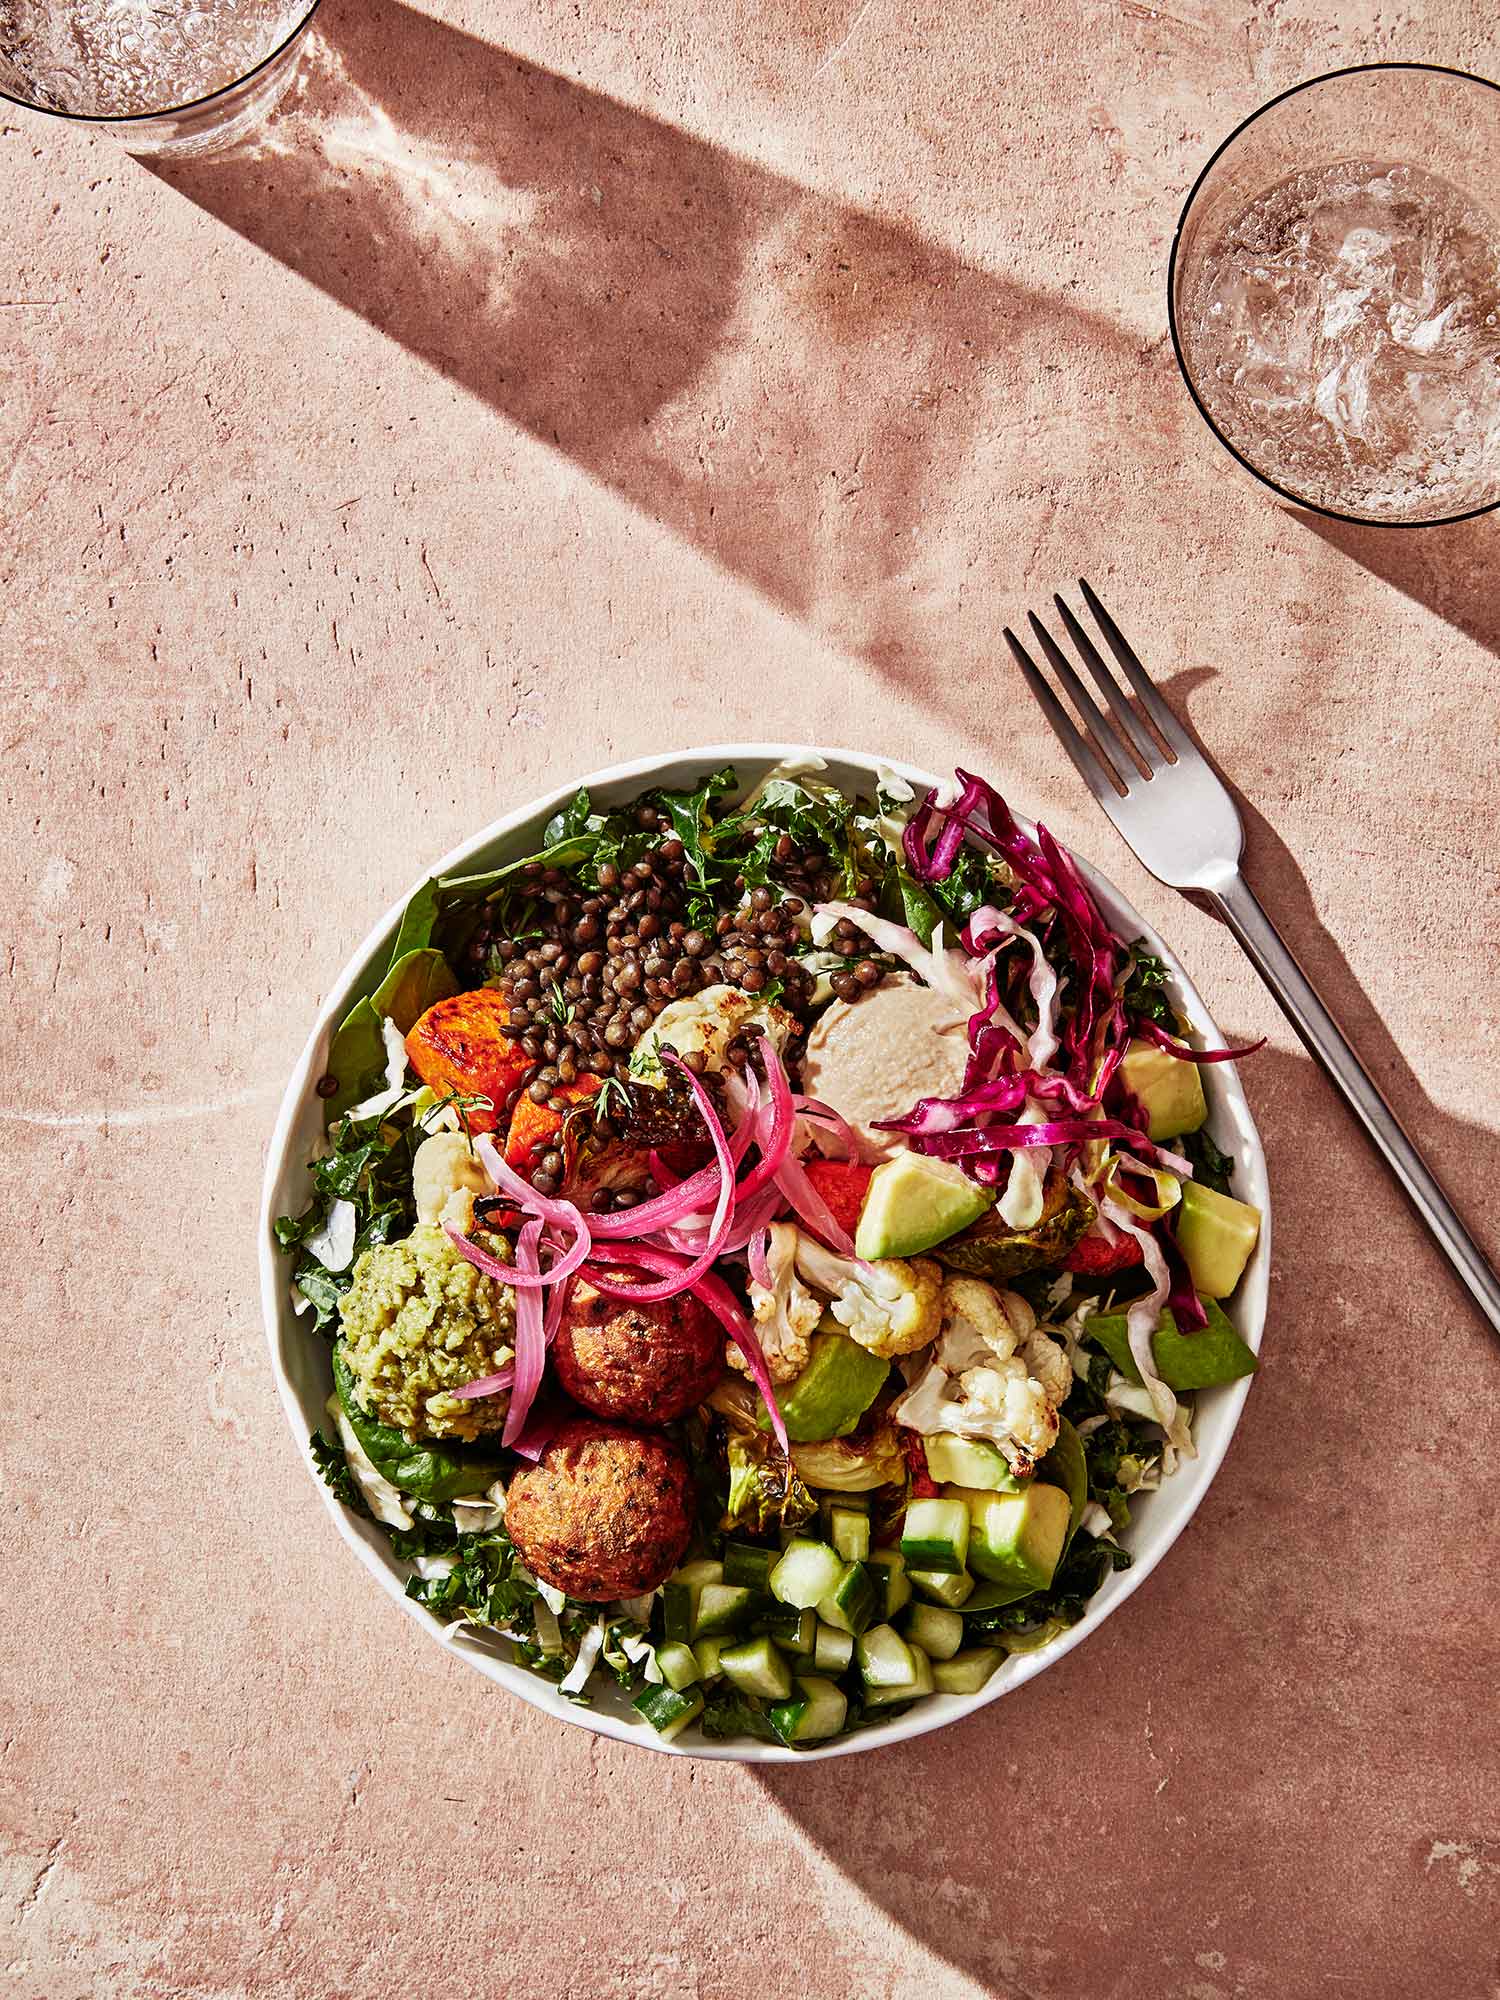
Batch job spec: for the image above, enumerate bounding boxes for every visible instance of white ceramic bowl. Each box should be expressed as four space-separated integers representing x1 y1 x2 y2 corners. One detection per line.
260 745 1269 1762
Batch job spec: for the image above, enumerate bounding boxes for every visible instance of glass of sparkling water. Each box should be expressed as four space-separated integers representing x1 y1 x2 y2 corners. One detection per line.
0 0 322 157
1170 64 1500 526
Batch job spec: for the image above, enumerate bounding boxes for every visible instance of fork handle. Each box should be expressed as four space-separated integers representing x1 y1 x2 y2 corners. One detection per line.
1209 871 1500 1337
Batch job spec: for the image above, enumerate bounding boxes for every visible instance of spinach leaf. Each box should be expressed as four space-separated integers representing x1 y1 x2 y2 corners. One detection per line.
387 878 441 964
877 860 945 946
1122 943 1178 1030
1177 1126 1235 1195
322 997 387 1122
370 948 459 1035
1037 1415 1088 1557
1085 1298 1257 1391
698 1685 780 1742
543 786 597 846
332 1346 505 1500
310 1426 371 1517
645 766 737 915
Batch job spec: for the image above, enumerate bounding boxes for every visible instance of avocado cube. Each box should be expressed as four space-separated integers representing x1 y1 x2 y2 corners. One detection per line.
1119 1037 1207 1142
1174 1180 1261 1299
966 1484 1070 1593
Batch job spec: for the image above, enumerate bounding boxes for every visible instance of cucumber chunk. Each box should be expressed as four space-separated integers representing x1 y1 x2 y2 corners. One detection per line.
904 1602 965 1661
769 1675 849 1747
932 1647 1004 1695
662 1559 726 1642
829 1503 872 1565
856 1622 917 1688
722 1541 776 1591
632 1684 704 1742
866 1548 912 1620
692 1582 759 1639
718 1634 794 1702
754 1604 817 1655
812 1621 855 1673
815 1559 878 1636
770 1537 845 1610
900 1495 970 1575
909 1566 975 1609
670 1558 726 1589
655 1641 701 1692
862 1644 935 1709
693 1636 727 1681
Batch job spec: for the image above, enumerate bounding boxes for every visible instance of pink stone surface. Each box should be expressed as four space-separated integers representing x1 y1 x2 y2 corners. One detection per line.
3 3 1499 1995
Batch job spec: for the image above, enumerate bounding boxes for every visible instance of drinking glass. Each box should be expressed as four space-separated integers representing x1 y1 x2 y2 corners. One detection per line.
1169 64 1500 526
0 0 323 158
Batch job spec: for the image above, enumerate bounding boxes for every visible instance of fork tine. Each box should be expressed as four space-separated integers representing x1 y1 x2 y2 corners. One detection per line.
1052 593 1164 771
1076 578 1195 759
1025 609 1139 785
1003 626 1125 802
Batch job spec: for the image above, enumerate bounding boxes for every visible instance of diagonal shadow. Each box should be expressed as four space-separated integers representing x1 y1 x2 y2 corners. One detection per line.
149 0 1178 691
755 1041 1500 2000
1289 506 1500 659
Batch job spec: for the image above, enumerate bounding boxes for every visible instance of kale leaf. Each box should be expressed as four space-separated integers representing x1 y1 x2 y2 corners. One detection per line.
309 1426 371 1518
1177 1126 1235 1195
1121 943 1178 1030
403 1526 538 1627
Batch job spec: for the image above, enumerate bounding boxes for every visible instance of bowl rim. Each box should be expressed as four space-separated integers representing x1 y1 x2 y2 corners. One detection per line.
1165 59 1500 531
259 742 1270 1763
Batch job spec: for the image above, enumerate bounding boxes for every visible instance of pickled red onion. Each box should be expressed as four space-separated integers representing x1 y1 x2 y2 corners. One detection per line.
501 1220 546 1447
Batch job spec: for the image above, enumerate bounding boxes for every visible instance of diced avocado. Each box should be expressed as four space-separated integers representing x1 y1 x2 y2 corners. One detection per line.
855 1152 994 1260
654 1641 701 1692
932 1647 1003 1695
1174 1180 1261 1299
770 1538 845 1610
900 1496 970 1575
1119 1036 1207 1142
632 1683 704 1742
718 1634 794 1701
815 1559 879 1636
855 1623 916 1687
770 1329 891 1442
769 1675 848 1746
922 1435 1023 1491
965 1483 1071 1592
909 1565 975 1609
903 1602 965 1660
866 1549 912 1620
1088 1297 1257 1391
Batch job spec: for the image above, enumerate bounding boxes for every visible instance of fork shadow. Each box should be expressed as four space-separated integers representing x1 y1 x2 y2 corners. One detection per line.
756 1040 1500 1998
149 0 1192 707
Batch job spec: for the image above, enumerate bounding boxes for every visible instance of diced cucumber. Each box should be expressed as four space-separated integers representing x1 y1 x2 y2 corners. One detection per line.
932 1647 1004 1695
815 1560 878 1636
655 1641 701 1691
910 1566 975 1608
855 1623 917 1688
754 1604 817 1655
903 1602 965 1660
722 1541 776 1591
661 1559 725 1642
829 1504 872 1564
866 1548 912 1620
812 1622 855 1673
770 1538 845 1610
718 1634 794 1701
632 1684 704 1742
693 1636 727 1681
862 1644 936 1708
900 1496 970 1575
692 1583 758 1639
769 1675 849 1747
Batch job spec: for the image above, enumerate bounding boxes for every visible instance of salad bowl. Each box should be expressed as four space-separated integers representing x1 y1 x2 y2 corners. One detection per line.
259 744 1270 1761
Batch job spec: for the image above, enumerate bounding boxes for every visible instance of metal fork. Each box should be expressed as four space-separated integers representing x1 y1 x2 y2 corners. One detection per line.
1006 579 1500 1337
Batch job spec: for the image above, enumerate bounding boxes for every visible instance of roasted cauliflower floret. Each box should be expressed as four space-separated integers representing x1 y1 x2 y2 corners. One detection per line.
735 1221 823 1383
791 1234 943 1358
631 982 796 1085
337 1224 516 1443
411 1131 491 1230
893 1274 1065 1472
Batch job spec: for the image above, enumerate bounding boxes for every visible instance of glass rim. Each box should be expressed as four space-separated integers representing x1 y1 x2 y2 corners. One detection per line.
0 0 324 128
1166 59 1500 529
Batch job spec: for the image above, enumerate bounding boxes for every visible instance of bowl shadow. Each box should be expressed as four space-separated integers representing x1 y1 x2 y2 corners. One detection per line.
753 1040 1500 1998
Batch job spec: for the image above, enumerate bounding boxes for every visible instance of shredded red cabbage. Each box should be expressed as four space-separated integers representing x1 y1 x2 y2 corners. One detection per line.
1135 1018 1267 1064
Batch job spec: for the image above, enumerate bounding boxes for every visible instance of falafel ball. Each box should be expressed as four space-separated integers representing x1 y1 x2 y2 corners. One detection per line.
553 1276 725 1424
505 1418 694 1601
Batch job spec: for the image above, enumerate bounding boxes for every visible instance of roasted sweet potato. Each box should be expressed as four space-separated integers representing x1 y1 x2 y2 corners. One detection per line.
1062 1230 1145 1277
504 1075 605 1172
405 987 530 1136
802 1158 875 1240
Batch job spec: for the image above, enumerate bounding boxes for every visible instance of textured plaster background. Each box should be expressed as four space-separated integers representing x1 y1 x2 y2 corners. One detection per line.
3 2 1499 1996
